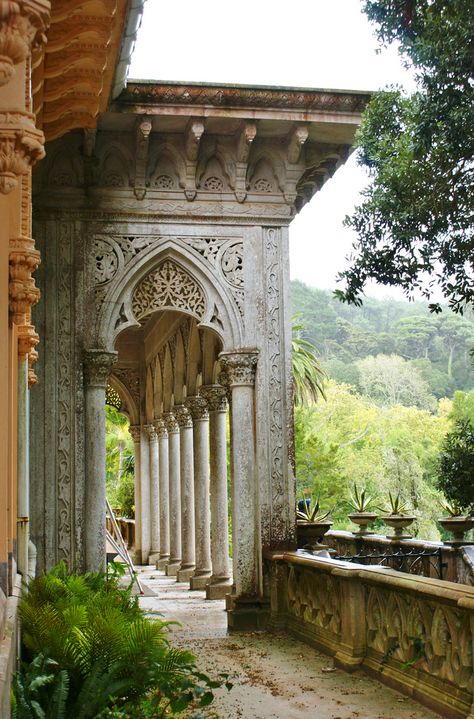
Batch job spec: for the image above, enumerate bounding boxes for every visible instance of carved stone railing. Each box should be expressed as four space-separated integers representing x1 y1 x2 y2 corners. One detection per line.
268 551 474 719
324 530 460 582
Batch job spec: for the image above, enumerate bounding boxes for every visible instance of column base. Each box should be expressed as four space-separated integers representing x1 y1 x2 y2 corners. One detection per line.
157 555 170 570
177 565 195 582
148 552 160 565
190 572 212 590
165 561 181 577
206 578 233 600
226 595 270 632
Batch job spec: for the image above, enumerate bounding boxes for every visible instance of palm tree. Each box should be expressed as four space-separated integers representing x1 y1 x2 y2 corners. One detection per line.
292 313 326 406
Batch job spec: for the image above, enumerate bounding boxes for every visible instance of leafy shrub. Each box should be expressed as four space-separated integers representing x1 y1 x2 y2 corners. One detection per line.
437 418 474 513
13 562 229 718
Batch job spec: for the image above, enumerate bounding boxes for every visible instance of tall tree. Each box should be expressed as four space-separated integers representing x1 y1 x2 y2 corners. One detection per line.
336 0 474 313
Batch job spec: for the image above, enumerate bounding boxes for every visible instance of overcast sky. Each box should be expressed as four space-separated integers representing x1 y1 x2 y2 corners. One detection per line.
129 0 416 300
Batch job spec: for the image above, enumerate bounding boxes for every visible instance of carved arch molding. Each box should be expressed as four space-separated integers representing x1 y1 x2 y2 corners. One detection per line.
92 234 244 319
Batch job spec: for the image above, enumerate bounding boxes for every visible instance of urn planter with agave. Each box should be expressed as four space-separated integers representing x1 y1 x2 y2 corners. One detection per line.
438 516 474 544
296 494 332 552
347 484 378 536
383 491 416 540
348 512 378 536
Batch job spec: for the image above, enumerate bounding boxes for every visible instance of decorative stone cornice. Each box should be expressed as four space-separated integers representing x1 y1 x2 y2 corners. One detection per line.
144 423 158 442
219 350 259 387
83 349 117 388
128 424 141 443
163 411 179 434
174 404 193 429
0 110 45 193
185 395 209 422
199 385 227 412
154 417 168 438
9 235 41 323
0 0 50 87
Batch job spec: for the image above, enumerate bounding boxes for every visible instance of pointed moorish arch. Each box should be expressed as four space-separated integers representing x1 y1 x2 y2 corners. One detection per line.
95 240 243 353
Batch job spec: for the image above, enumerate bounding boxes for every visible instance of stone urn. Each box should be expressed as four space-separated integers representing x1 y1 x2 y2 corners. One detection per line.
348 512 378 536
383 515 416 539
438 516 474 545
297 520 333 552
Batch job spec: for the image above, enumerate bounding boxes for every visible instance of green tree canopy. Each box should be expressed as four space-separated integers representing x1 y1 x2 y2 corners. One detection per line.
337 0 474 313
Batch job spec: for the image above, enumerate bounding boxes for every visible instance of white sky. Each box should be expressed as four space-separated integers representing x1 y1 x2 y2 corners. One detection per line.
129 0 417 300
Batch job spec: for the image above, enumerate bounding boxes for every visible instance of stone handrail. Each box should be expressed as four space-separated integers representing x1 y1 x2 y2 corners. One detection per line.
268 551 474 718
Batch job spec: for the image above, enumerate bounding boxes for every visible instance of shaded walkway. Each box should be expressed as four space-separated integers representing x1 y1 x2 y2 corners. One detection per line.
137 567 441 719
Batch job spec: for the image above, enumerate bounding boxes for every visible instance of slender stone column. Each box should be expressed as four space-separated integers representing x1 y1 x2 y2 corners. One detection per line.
155 417 170 569
139 427 151 563
219 350 262 630
164 412 181 576
186 396 212 590
200 385 232 600
174 405 196 582
128 425 142 563
145 424 160 564
83 349 117 572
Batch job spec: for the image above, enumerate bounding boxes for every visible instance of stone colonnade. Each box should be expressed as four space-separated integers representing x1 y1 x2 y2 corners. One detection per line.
126 374 244 600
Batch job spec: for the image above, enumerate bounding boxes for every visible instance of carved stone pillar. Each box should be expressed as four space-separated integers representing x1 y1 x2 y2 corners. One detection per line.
155 417 170 569
145 424 160 564
174 405 195 582
164 412 181 576
200 385 232 600
83 349 117 572
219 350 263 629
0 1 50 88
186 396 212 590
128 425 142 562
139 425 150 563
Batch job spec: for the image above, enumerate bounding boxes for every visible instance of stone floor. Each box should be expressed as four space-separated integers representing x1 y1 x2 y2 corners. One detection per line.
136 566 441 719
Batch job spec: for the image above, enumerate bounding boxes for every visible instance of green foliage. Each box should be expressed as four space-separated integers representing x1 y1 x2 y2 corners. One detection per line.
338 0 474 312
437 418 474 514
357 354 436 410
291 280 474 397
106 406 135 518
294 381 450 537
14 563 225 718
291 314 326 405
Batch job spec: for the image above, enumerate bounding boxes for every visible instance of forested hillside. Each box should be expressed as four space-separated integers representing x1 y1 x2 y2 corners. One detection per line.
291 280 474 404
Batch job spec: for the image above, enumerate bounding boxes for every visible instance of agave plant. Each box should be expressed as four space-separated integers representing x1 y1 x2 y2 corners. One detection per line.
385 491 410 516
348 484 375 513
439 497 467 517
296 493 331 523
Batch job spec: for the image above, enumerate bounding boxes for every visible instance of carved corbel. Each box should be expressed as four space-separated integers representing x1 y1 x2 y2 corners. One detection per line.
287 124 309 164
0 0 50 87
183 118 204 201
134 117 152 200
234 121 256 203
9 235 41 324
0 110 45 193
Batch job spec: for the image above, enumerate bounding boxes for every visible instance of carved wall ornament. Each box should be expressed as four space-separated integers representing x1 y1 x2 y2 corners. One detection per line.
220 241 243 288
0 111 45 193
111 367 140 408
17 322 39 360
105 383 122 411
185 395 209 422
154 174 175 189
174 404 193 429
9 235 41 324
203 175 224 192
0 0 50 86
131 259 206 323
83 349 117 388
199 385 227 412
219 350 258 387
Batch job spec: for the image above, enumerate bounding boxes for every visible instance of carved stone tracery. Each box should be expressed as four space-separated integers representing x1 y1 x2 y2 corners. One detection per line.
132 259 206 323
0 111 45 193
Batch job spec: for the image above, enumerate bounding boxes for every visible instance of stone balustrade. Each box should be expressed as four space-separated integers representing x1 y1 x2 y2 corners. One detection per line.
268 550 474 719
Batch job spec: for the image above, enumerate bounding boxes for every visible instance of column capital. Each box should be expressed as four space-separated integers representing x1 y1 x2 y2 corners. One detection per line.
174 404 193 429
185 395 209 422
219 349 259 387
128 424 141 443
83 349 117 388
144 423 158 442
0 1 50 88
164 411 179 434
154 417 168 438
200 385 228 412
